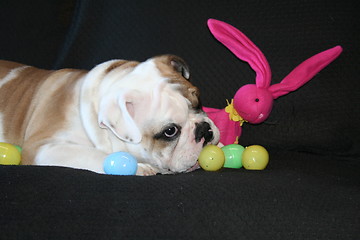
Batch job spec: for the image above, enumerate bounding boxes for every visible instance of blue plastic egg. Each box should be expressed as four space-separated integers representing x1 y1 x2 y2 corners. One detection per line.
103 152 138 175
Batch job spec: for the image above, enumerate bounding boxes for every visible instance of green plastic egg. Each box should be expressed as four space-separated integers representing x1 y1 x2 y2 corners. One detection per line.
222 144 245 169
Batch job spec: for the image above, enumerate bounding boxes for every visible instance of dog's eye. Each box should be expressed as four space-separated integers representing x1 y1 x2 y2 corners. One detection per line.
154 124 181 141
164 126 179 138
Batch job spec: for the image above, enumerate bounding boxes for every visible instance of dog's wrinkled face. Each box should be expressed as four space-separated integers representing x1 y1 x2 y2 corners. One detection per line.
97 55 220 174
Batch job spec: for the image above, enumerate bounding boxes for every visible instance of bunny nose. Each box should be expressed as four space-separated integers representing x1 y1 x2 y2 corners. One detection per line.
195 122 213 145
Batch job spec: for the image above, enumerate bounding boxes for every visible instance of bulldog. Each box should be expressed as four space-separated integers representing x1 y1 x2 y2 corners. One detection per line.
0 55 220 175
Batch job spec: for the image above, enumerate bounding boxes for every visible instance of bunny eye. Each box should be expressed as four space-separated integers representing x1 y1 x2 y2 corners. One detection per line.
255 98 260 102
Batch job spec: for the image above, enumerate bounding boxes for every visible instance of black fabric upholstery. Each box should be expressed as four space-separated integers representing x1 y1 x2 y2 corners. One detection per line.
0 0 359 239
1 154 359 239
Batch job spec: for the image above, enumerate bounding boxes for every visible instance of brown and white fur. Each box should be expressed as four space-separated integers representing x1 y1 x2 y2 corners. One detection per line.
0 55 219 175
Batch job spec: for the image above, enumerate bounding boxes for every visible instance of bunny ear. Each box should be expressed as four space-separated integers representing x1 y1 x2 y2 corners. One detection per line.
269 46 343 99
208 19 272 88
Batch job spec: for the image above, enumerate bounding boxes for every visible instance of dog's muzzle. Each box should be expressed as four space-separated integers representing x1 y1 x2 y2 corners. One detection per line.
195 122 214 146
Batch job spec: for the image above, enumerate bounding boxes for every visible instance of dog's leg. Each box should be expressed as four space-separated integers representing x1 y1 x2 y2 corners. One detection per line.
23 143 107 173
23 142 160 176
136 163 160 176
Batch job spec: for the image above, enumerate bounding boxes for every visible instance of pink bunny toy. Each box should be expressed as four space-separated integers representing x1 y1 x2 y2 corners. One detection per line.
203 19 343 145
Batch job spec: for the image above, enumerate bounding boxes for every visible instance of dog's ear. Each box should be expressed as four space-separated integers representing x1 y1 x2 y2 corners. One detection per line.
169 55 190 80
156 55 190 80
98 90 142 144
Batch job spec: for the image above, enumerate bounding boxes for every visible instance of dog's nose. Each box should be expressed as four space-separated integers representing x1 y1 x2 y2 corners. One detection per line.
195 122 213 145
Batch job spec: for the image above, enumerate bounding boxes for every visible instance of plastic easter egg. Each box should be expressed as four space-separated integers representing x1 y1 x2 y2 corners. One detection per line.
242 145 269 170
103 152 138 175
222 144 245 169
14 145 22 153
198 145 225 171
0 142 22 165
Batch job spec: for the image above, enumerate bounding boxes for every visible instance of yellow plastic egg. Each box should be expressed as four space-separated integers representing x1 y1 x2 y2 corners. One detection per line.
242 145 269 170
0 142 22 165
198 144 225 171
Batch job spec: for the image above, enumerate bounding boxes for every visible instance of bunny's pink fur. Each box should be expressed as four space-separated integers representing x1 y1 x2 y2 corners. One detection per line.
203 19 342 145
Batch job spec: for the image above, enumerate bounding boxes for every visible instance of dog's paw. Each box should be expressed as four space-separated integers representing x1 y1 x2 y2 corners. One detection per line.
136 163 159 176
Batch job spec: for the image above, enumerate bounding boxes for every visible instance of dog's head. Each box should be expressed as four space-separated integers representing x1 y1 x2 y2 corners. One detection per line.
96 55 220 174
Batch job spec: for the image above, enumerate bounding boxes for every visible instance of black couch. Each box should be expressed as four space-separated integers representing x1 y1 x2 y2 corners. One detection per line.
1 1 359 239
